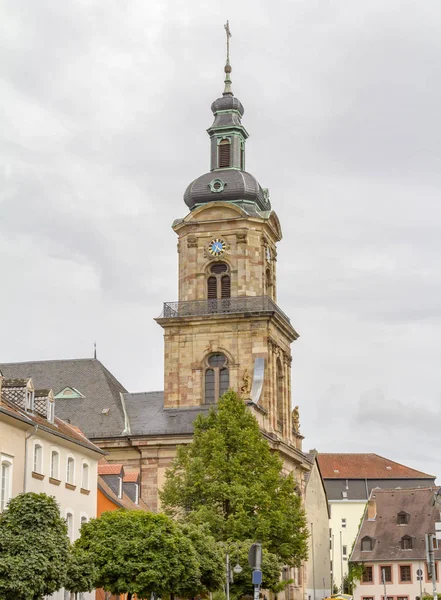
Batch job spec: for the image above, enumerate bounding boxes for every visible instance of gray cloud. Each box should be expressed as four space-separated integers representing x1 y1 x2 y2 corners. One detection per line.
1 0 441 479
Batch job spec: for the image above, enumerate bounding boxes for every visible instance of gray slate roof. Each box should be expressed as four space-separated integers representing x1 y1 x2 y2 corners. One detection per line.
351 487 441 562
123 391 211 436
0 359 128 438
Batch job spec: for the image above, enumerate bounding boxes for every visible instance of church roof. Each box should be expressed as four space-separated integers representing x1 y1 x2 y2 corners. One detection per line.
318 453 434 480
0 359 128 438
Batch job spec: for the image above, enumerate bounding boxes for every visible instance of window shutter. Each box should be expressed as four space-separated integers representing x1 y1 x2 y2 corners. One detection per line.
207 277 217 299
218 142 231 168
221 275 231 298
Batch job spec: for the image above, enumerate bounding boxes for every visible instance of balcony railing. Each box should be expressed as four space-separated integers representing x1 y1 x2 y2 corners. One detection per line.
159 295 291 324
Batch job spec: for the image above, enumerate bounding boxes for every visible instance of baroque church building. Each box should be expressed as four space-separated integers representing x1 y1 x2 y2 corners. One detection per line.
1 46 331 600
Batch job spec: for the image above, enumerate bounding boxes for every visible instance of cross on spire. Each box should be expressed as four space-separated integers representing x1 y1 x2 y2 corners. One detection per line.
224 20 232 63
223 21 233 96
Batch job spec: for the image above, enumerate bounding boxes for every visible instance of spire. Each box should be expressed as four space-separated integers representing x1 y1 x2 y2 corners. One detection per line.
223 21 233 96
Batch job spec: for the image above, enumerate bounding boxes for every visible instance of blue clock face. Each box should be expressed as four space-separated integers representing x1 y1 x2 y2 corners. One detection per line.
208 239 226 256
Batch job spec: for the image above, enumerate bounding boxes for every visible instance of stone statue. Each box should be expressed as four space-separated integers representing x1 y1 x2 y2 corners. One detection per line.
292 405 300 433
241 368 251 398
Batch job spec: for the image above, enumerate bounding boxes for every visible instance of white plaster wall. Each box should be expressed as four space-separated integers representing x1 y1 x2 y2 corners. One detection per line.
329 500 366 590
0 416 27 509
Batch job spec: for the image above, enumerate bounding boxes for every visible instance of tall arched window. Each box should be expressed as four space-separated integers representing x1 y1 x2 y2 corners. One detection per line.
277 359 284 432
50 450 60 479
66 512 73 540
204 353 229 404
207 263 230 301
66 457 75 484
1 460 12 512
218 139 231 168
81 463 89 490
33 443 43 474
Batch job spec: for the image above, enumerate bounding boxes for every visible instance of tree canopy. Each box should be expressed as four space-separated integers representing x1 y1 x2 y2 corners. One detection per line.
75 510 201 598
160 390 309 566
0 493 70 600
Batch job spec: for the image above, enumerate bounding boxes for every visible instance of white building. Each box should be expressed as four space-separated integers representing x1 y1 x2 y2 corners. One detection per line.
0 374 104 600
351 487 441 600
317 453 436 591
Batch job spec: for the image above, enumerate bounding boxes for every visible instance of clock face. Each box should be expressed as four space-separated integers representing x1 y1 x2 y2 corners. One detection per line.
208 238 226 257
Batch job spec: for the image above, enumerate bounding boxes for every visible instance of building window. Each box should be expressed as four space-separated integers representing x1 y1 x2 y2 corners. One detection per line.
66 512 73 540
276 358 284 432
342 545 347 561
0 459 12 512
362 566 373 583
401 536 413 550
399 565 412 582
204 353 229 404
218 138 231 168
80 515 88 527
81 463 89 490
118 476 123 499
33 443 43 474
361 536 374 551
362 597 374 600
50 451 60 479
240 142 245 170
426 562 438 581
397 511 410 525
207 262 230 300
397 597 409 600
26 390 34 412
66 457 75 484
47 400 55 424
134 483 139 505
380 566 392 583
341 518 347 528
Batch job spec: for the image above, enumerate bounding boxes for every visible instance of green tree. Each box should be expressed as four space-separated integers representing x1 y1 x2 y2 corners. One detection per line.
178 524 225 593
160 390 309 566
75 510 201 599
64 546 97 595
0 493 70 600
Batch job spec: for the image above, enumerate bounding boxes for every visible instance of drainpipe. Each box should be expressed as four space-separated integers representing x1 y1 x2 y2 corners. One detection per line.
23 424 38 492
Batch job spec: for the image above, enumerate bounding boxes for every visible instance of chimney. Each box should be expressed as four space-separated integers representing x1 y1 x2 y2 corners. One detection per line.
367 497 377 520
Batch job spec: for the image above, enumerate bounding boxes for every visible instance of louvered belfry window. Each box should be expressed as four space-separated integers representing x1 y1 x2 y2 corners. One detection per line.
204 353 229 404
207 262 230 300
218 139 231 168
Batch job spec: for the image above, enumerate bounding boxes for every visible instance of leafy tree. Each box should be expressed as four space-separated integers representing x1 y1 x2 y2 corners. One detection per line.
75 510 201 599
178 524 225 593
64 546 97 595
227 540 288 599
160 390 309 566
0 493 70 600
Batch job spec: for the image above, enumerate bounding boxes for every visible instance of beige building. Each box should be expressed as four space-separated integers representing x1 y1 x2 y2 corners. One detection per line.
317 453 436 592
0 373 103 600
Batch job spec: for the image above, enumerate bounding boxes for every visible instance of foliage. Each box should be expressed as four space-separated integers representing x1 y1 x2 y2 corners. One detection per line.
178 524 225 593
64 546 97 594
345 563 364 594
160 390 309 566
0 493 70 600
75 510 201 598
227 540 289 599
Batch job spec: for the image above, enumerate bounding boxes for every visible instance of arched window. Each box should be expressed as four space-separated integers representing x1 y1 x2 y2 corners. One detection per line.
80 515 88 527
33 443 43 474
207 263 230 301
1 460 12 512
50 450 60 479
81 463 89 490
218 138 231 168
66 457 75 484
204 353 229 404
277 359 284 432
66 512 73 540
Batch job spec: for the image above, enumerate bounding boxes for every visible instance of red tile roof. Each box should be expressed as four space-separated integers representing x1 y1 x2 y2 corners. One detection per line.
317 453 435 480
98 463 124 476
123 472 139 483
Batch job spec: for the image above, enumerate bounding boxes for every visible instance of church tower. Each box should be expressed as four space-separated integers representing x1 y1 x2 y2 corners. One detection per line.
156 35 302 451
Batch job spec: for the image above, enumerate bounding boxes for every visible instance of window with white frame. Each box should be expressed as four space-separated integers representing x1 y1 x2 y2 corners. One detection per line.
47 400 55 424
1 458 12 512
66 512 73 540
33 443 43 473
50 450 60 479
66 457 75 484
342 545 348 560
26 390 34 412
81 463 89 490
118 476 122 499
80 515 88 527
134 482 139 505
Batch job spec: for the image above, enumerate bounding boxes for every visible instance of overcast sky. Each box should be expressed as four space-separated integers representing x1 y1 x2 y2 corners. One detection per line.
2 0 441 478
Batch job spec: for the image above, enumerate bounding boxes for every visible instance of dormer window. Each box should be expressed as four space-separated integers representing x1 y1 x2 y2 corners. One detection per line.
218 138 231 168
47 400 55 424
361 536 374 551
401 535 413 550
397 511 410 525
134 483 139 505
26 390 34 412
118 476 123 499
